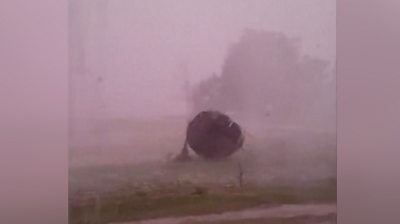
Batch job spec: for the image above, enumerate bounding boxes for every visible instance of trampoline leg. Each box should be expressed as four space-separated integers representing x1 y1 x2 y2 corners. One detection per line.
174 139 191 162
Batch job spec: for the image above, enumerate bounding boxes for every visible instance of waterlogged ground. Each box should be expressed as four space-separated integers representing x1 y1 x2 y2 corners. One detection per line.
69 118 336 224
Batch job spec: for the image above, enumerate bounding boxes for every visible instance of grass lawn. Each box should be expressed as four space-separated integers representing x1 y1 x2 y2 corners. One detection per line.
69 177 336 224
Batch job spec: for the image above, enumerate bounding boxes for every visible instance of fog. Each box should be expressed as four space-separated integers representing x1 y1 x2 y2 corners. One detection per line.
69 0 336 215
69 1 336 223
69 0 335 119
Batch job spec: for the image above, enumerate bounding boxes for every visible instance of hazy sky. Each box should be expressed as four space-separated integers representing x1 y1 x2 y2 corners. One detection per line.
70 0 336 119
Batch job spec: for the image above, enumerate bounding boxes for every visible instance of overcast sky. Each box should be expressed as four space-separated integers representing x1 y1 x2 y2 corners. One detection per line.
70 0 336 119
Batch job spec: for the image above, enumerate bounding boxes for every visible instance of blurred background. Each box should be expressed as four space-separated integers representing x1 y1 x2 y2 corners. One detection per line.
69 0 335 166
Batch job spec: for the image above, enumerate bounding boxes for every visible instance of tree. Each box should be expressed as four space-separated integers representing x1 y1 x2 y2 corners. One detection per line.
192 29 333 127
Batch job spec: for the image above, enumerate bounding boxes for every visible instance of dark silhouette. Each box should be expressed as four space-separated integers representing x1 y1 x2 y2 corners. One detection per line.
175 111 244 161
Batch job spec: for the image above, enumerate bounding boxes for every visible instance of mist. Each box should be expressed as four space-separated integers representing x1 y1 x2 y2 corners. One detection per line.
69 1 336 223
70 1 334 116
69 0 336 181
